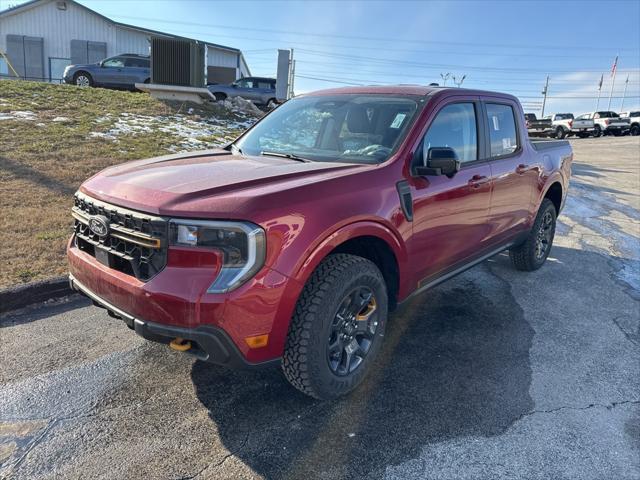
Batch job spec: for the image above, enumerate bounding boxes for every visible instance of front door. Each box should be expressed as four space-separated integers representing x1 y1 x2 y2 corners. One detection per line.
408 99 494 284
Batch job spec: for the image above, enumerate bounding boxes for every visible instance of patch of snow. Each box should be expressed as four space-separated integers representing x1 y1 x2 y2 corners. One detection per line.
52 116 69 122
0 110 37 121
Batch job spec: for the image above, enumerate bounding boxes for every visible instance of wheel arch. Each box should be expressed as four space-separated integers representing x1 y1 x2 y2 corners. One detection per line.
291 221 409 310
541 180 563 215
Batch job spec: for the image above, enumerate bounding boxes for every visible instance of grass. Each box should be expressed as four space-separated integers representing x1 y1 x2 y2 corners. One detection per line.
0 80 259 289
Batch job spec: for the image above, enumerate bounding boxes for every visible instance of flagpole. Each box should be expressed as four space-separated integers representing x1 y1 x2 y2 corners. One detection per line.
620 75 630 112
607 55 618 111
596 74 603 111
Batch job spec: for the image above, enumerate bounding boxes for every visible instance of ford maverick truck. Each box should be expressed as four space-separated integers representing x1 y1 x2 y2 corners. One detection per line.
68 86 572 399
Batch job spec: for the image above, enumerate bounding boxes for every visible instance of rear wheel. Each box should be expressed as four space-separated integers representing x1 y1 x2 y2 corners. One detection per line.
631 125 640 136
212 92 226 102
509 198 557 271
74 72 93 87
555 127 566 139
282 254 388 400
593 125 603 137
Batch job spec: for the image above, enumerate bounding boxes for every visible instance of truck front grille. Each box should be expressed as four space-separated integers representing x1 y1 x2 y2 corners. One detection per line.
72 192 168 281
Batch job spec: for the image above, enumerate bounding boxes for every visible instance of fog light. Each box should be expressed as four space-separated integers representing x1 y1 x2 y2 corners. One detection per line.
245 334 269 349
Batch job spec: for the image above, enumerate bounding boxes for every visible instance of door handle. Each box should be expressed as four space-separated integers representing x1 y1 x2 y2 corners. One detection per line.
516 164 530 174
468 175 490 188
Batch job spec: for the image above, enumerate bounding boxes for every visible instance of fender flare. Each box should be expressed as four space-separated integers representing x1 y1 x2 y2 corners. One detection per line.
291 220 408 287
537 174 565 211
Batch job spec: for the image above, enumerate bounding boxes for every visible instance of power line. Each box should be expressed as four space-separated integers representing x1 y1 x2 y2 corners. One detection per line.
110 14 640 53
295 48 640 74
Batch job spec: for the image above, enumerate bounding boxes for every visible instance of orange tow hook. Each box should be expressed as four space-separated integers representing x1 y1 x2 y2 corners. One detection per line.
169 337 192 352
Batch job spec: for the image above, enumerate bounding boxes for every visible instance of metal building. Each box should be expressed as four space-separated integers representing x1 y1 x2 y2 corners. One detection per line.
0 0 251 83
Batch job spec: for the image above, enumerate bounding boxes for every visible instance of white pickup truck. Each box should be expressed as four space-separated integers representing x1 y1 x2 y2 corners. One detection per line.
574 111 630 137
544 113 574 139
620 111 640 136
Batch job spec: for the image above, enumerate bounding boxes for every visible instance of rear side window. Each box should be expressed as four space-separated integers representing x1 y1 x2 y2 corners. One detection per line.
485 104 518 157
423 103 478 163
125 57 149 68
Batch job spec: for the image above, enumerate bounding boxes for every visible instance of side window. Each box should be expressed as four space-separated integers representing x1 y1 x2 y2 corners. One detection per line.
257 81 272 89
103 57 125 68
423 103 478 163
125 57 149 68
485 103 518 157
236 79 254 88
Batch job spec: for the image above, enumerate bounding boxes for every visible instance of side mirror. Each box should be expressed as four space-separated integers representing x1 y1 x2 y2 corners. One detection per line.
231 83 238 88
99 61 104 67
414 147 461 178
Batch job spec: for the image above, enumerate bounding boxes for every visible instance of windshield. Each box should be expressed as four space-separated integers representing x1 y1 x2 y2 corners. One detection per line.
234 94 422 164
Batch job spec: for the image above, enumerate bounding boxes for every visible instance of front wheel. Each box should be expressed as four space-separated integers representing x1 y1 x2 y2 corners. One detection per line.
630 125 640 136
555 127 566 139
74 72 93 87
509 198 557 271
282 254 388 400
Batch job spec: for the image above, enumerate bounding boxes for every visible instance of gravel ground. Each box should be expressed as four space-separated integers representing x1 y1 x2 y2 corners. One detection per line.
1 136 638 480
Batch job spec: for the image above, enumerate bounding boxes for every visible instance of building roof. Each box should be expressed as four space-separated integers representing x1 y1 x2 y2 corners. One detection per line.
0 0 241 53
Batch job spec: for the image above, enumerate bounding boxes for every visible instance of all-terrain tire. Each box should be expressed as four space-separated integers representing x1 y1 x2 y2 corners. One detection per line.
555 127 566 139
509 198 557 271
282 254 388 400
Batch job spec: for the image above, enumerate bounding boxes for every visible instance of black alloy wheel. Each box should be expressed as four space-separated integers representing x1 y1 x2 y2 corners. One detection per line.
327 286 379 376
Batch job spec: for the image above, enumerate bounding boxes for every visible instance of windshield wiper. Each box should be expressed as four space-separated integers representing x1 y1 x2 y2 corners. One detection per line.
260 151 312 163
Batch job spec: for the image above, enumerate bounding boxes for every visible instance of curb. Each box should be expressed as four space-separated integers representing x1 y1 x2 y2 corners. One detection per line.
0 276 72 314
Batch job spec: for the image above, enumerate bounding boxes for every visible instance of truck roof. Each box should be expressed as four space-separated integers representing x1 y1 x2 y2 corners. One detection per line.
304 85 519 102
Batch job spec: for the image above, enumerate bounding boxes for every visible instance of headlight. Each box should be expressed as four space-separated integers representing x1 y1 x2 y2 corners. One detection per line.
169 219 266 293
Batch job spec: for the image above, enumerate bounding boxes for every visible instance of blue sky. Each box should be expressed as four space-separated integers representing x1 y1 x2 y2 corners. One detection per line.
6 0 640 113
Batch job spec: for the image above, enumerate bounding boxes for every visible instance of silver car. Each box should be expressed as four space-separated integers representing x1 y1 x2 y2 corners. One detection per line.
208 77 278 108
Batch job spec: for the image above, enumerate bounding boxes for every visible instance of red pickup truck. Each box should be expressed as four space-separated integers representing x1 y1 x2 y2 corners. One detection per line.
68 86 572 399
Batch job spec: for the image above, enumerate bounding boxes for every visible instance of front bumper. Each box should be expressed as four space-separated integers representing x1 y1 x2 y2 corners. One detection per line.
68 241 294 365
69 274 278 368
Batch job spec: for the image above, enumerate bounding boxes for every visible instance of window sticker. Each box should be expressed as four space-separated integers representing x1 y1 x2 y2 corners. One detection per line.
390 113 407 129
502 137 511 151
492 115 500 131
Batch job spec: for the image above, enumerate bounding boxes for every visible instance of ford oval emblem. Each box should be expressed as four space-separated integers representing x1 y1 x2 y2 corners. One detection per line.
88 215 109 238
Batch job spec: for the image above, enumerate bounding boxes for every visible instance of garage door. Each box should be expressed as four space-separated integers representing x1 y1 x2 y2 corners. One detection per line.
71 40 107 65
5 34 44 80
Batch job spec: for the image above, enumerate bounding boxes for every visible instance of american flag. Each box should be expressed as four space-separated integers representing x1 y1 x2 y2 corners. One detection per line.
611 55 618 77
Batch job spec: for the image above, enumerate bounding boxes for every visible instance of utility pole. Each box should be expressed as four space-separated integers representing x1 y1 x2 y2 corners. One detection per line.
452 74 466 88
596 74 603 111
289 59 296 98
440 72 451 86
541 75 549 118
287 48 295 99
607 54 618 111
620 74 630 112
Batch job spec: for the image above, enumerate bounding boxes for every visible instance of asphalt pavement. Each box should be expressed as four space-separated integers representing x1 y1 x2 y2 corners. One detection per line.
1 136 639 480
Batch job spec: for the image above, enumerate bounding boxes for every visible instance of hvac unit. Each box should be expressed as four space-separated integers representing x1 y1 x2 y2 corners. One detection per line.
150 38 206 87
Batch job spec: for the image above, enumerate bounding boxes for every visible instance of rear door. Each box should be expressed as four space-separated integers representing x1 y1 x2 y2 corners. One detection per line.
408 97 494 283
483 99 538 245
124 57 150 85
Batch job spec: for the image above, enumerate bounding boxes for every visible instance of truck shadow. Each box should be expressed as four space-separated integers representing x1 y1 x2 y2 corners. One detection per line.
191 258 535 479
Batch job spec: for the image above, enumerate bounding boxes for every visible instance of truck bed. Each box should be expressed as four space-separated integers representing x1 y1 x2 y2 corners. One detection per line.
530 139 570 151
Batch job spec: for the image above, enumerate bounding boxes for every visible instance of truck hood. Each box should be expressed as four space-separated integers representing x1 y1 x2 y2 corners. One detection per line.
80 149 361 216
